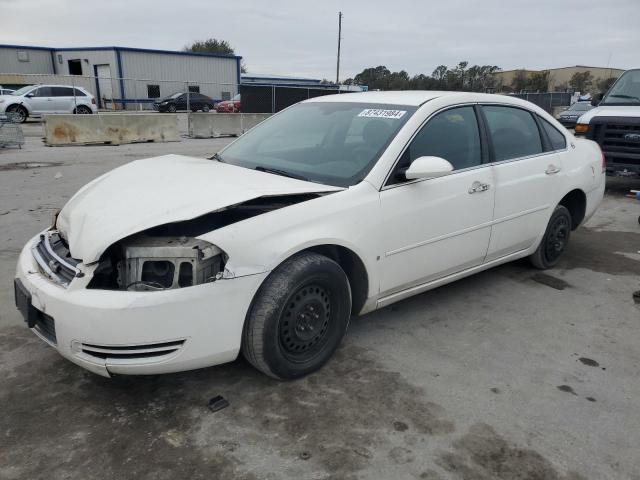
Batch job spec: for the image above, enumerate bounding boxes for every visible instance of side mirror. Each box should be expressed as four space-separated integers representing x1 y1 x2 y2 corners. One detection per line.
25 93 35 98
591 92 604 107
405 156 454 180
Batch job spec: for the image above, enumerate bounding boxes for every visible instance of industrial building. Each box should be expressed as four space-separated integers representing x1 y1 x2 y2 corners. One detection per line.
0 44 241 108
493 65 624 93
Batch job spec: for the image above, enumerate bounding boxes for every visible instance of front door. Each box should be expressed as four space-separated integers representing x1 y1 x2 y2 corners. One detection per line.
28 86 54 115
379 105 495 297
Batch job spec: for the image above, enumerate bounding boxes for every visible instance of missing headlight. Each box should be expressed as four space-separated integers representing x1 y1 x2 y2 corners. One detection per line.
116 236 223 291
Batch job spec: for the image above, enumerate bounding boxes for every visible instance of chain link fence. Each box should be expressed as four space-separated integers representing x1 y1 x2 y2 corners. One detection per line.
0 73 352 115
509 92 572 114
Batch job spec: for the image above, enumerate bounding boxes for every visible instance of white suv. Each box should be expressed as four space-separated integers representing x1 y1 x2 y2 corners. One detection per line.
0 85 97 123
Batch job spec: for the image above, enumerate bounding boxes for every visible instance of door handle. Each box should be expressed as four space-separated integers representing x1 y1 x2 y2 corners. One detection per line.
545 164 561 175
468 181 491 194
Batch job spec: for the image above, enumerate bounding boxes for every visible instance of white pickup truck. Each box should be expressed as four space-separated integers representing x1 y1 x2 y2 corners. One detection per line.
575 68 640 177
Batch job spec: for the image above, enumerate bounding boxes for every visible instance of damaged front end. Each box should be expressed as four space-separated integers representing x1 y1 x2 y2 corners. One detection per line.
83 193 323 291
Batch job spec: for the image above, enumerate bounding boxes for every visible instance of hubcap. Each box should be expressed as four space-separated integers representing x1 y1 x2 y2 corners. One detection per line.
545 215 570 262
279 284 331 357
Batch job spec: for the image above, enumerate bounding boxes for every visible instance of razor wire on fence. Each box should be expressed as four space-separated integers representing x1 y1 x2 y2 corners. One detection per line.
0 72 354 115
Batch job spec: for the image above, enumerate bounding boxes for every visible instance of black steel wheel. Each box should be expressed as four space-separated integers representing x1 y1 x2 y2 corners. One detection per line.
167 104 177 113
279 284 332 361
530 205 572 269
242 253 352 379
202 104 211 112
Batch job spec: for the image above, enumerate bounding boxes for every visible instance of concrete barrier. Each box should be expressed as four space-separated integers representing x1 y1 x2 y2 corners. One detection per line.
43 114 179 146
188 113 271 138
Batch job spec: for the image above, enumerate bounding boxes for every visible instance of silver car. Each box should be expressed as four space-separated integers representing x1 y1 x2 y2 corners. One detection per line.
557 101 593 128
0 85 97 123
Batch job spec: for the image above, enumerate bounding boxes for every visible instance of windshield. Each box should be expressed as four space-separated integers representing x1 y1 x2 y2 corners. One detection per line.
601 70 640 105
169 92 182 99
218 102 416 187
12 85 36 96
567 102 590 112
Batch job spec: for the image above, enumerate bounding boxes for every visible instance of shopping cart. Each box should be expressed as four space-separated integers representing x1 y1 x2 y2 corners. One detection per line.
0 112 25 149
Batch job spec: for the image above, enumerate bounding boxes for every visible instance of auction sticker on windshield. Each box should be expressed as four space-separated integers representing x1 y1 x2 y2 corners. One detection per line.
358 109 407 119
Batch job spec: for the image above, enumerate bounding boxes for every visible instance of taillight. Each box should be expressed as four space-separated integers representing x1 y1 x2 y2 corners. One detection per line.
91 98 96 105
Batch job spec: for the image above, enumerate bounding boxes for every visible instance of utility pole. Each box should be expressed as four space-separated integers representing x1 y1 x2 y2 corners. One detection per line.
336 11 342 84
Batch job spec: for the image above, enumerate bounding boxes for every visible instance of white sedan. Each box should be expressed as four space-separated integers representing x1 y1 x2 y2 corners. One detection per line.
15 91 605 379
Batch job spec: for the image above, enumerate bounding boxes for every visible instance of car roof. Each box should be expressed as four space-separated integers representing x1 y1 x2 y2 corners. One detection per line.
304 90 536 107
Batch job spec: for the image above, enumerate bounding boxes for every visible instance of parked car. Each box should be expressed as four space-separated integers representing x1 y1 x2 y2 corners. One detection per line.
556 101 593 128
0 87 15 96
153 92 214 112
0 85 97 123
216 93 241 113
574 68 640 177
15 91 604 380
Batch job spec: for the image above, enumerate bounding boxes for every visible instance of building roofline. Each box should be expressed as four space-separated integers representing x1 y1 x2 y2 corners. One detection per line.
0 43 55 52
0 44 241 60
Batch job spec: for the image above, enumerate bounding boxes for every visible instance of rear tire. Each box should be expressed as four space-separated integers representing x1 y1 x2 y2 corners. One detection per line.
530 205 572 269
6 105 27 123
242 253 352 380
202 104 210 112
168 104 176 113
74 105 92 114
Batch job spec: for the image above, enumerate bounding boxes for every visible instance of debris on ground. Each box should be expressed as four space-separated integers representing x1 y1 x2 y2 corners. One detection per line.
208 395 230 412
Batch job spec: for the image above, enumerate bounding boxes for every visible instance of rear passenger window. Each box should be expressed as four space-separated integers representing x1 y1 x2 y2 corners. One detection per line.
389 106 481 183
539 117 567 151
73 88 87 97
482 106 543 161
51 87 74 97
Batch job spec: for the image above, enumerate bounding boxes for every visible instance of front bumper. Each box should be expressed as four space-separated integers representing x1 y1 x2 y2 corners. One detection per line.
15 234 268 377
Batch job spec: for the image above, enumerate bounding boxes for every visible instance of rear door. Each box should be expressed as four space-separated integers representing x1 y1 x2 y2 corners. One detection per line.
481 105 566 261
51 86 76 112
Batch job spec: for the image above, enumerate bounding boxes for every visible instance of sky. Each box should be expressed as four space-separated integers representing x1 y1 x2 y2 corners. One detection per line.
1 0 639 80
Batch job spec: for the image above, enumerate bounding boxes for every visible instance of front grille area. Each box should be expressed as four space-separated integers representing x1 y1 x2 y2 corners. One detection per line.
589 117 640 171
32 231 81 287
80 340 185 361
33 311 57 345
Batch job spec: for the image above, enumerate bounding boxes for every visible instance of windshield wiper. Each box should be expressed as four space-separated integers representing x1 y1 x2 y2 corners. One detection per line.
607 94 640 102
209 152 225 162
254 165 309 181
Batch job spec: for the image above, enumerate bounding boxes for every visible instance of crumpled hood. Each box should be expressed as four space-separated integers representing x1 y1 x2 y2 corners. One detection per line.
57 154 340 263
578 105 640 123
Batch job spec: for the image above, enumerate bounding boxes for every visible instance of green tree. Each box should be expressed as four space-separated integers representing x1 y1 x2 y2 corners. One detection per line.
184 38 247 72
184 38 235 54
527 70 550 92
511 70 529 92
569 71 593 93
596 76 617 93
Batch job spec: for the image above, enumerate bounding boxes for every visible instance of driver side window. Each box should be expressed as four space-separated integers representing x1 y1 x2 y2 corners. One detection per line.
388 106 482 184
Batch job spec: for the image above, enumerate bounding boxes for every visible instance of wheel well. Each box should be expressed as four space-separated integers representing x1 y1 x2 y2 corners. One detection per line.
301 245 369 315
73 105 90 113
559 189 586 230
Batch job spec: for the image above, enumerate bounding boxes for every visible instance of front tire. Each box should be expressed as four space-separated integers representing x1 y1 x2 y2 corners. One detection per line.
530 205 572 269
6 105 27 123
242 253 352 380
167 104 177 113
